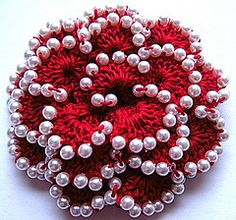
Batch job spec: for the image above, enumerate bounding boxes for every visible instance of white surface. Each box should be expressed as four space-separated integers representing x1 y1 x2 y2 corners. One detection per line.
0 0 236 219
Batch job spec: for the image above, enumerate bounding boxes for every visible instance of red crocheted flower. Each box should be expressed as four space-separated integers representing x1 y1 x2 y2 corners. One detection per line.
7 5 229 218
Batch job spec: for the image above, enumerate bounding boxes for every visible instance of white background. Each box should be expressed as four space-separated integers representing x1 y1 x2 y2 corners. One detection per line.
0 0 236 219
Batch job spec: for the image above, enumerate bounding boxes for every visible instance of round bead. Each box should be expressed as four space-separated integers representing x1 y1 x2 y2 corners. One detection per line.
91 131 106 146
26 165 38 179
158 90 171 103
112 51 126 64
129 204 142 218
24 70 38 83
28 38 40 50
142 202 155 216
169 146 183 160
131 22 143 34
53 88 68 102
195 105 207 119
163 113 176 128
143 137 156 150
184 162 197 177
79 77 92 91
129 138 143 153
48 135 62 149
141 160 155 175
79 41 93 54
77 27 91 41
189 70 202 83
213 145 223 155
97 17 108 29
56 172 70 187
154 200 164 213
62 35 76 49
105 94 118 107
91 196 105 210
107 12 120 26
162 43 174 56
28 83 41 96
171 184 185 195
156 129 170 142
96 53 109 66
36 46 50 59
188 84 201 97
57 196 70 210
138 61 150 74
216 117 225 129
9 112 22 126
180 95 193 109
70 205 81 217
161 190 174 204
197 159 210 172
109 177 122 190
91 93 104 107
217 74 229 88
60 145 75 160
42 106 57 120
46 38 60 51
78 143 93 158
6 84 17 95
27 56 41 69
205 150 218 162
176 137 190 151
112 136 126 150
171 171 185 184
37 134 48 147
7 127 15 138
88 177 103 191
156 162 169 176
73 174 88 189
62 19 75 32
11 89 24 100
99 121 113 135
133 33 145 47
48 158 62 172
218 88 230 101
104 190 117 205
101 164 114 179
182 59 195 71
49 21 61 34
114 161 126 174
86 63 99 77
88 22 101 35
39 121 53 135
145 84 158 97
190 42 202 53
174 48 186 61
16 157 30 171
206 91 219 103
120 195 135 211
159 16 169 26
15 125 28 138
121 15 133 28
150 44 162 57
176 125 190 137
41 83 53 97
8 100 22 113
26 130 39 144
132 84 145 97
127 54 140 67
129 155 142 169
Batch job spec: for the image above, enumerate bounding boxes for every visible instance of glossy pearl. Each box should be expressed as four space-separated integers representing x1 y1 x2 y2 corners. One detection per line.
158 90 171 103
39 121 53 135
197 159 210 173
104 190 117 205
11 89 25 100
109 177 122 190
70 205 81 217
176 137 190 151
62 19 75 32
132 33 145 47
79 77 93 91
138 61 150 74
129 138 143 153
121 15 133 29
142 202 155 216
16 157 30 171
101 164 114 179
145 84 158 97
36 46 50 59
216 117 225 129
105 94 118 107
143 137 156 150
120 195 135 211
24 70 38 83
7 127 15 138
19 78 29 91
205 150 218 162
80 204 93 217
49 184 63 198
112 51 126 64
60 145 75 160
45 146 56 158
91 196 105 210
73 174 88 189
213 145 223 155
26 130 39 144
184 162 197 177
162 43 174 56
171 170 185 184
174 48 186 61
86 63 99 77
177 112 188 124
112 161 126 174
206 91 219 103
159 16 169 26
91 93 104 107
9 73 20 85
56 172 70 187
218 88 230 101
44 169 55 182
132 84 145 97
97 17 108 29
88 22 101 35
128 154 142 168
163 113 176 128
171 183 185 195
99 121 113 135
8 100 22 113
78 143 93 158
127 54 140 67
107 12 120 26
189 70 202 83
156 162 169 176
141 160 155 175
131 22 143 34
28 83 41 96
169 146 183 160
49 21 61 34
28 38 40 50
48 158 62 172
156 129 170 142
79 41 93 54
188 84 201 97
154 200 164 213
190 42 202 53
195 105 207 119
57 196 70 210
36 134 47 147
48 135 62 149
217 74 229 88
96 53 109 66
6 84 17 95
176 125 190 137
41 83 53 97
42 106 57 120
207 109 220 122
182 59 195 71
112 136 126 150
28 56 41 69
91 131 106 146
62 35 76 49
180 95 193 109
46 38 60 51
129 204 142 218
53 88 68 102
161 190 174 204
88 177 103 191
77 27 91 41
15 125 28 138
27 165 38 179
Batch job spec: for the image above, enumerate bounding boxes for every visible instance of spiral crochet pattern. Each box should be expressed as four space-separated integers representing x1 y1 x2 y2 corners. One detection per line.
6 5 229 218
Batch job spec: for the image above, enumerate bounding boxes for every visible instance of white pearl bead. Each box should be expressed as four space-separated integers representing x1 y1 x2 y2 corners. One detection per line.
9 112 22 126
154 200 164 213
197 159 210 172
205 150 218 162
79 41 93 54
190 42 202 53
77 27 91 41
88 22 101 35
56 172 70 187
112 136 126 150
109 177 122 190
91 196 105 210
101 164 114 179
156 162 169 176
62 19 75 32
177 112 188 124
218 129 229 141
7 127 15 138
207 109 220 121
105 94 118 107
46 38 60 51
28 83 41 96
99 121 113 135
158 90 171 103
36 46 50 59
8 100 22 113
171 170 185 184
8 138 18 146
189 70 202 83
176 137 190 151
97 17 108 29
129 204 141 218
169 146 183 160
41 83 53 97
121 15 133 29
86 63 99 76
70 205 81 217
49 21 61 34
28 56 41 69
53 88 68 102
138 47 150 60
132 84 145 97
45 146 57 158
176 125 190 137
133 33 145 47
162 43 174 56
28 38 40 50
171 183 185 195
142 202 155 216
76 17 89 27
145 84 158 97
89 177 103 191
195 105 207 119
15 125 28 138
182 59 195 71
112 51 126 64
91 131 106 146
26 130 39 144
213 145 223 155
60 145 75 160
16 63 27 73
143 137 156 150
48 135 62 149
159 16 169 26
189 32 200 42
39 121 53 135
150 44 162 57
161 190 174 204
188 84 201 97
91 93 104 107
80 204 93 217
104 190 117 205
62 35 76 49
131 22 143 34
174 48 186 61
138 61 150 74
42 106 57 120
19 79 28 91
24 70 38 83
180 95 193 109
11 88 25 100
217 74 229 88
96 53 109 66
79 77 92 91
156 129 170 142
9 73 20 84
16 157 30 171
120 195 135 211
107 12 120 26
114 161 126 174
37 134 48 147
27 165 38 179
78 143 93 158
57 196 70 210
6 84 17 95
48 158 62 172
218 88 230 101
184 162 197 176
129 138 143 153
206 91 219 103
129 155 142 169
141 160 155 175
163 113 176 127
216 117 225 129
127 54 140 67
73 174 88 189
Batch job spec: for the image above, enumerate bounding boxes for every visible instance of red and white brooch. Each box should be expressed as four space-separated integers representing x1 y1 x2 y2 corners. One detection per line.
6 5 229 218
